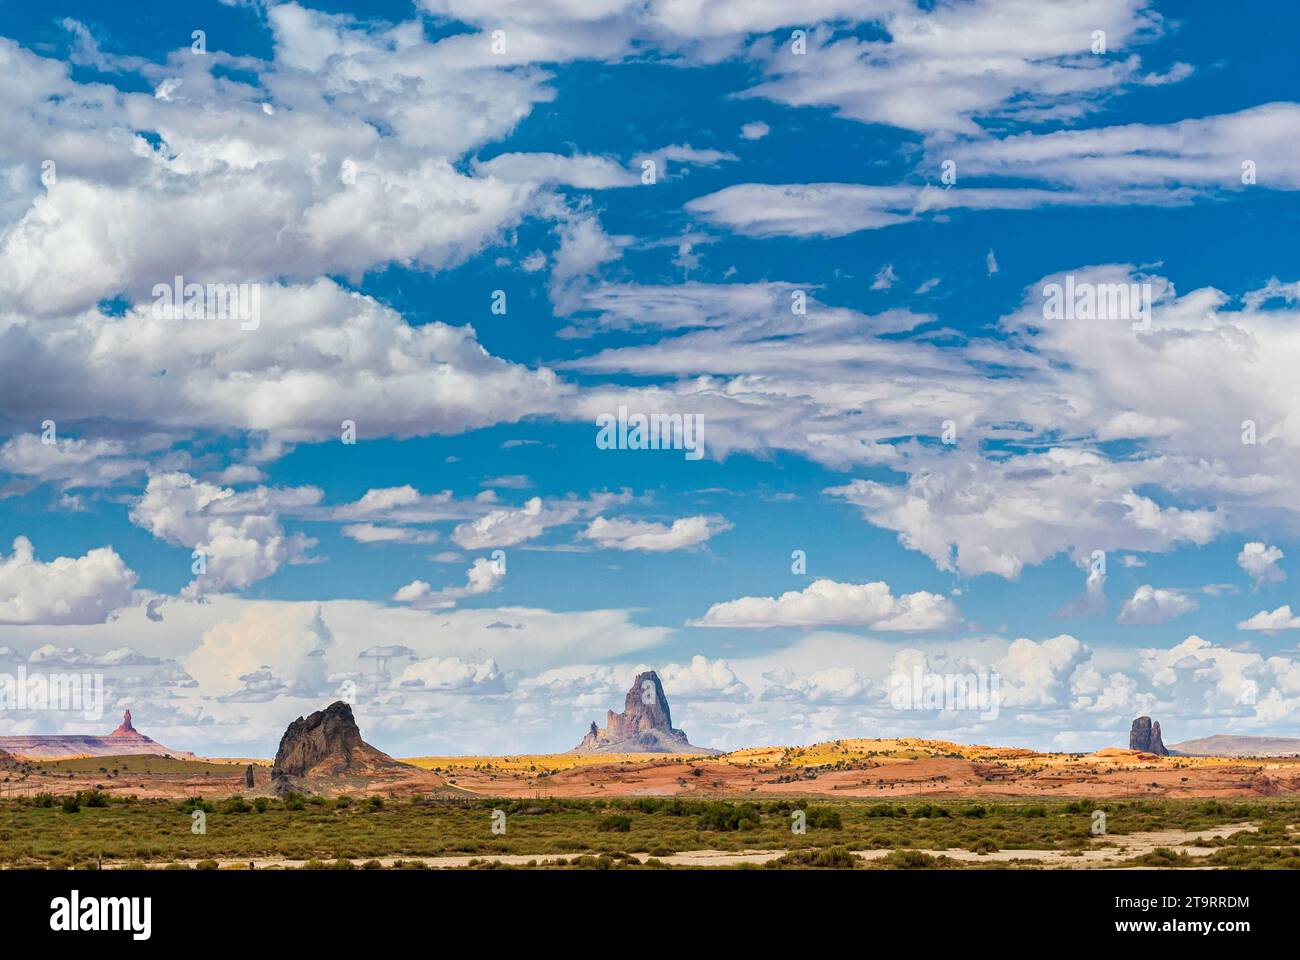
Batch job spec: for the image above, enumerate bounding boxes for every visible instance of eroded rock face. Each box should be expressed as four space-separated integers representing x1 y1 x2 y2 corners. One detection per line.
108 709 139 737
267 701 447 798
272 701 366 780
1130 716 1168 755
573 671 719 755
245 764 255 789
269 700 412 794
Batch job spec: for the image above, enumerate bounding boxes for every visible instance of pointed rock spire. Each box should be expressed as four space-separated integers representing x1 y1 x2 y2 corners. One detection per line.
573 671 719 755
109 709 139 737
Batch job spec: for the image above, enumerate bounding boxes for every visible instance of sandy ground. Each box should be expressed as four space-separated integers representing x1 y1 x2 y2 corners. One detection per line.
8 740 1300 801
92 821 1267 871
0 760 449 800
437 753 1300 800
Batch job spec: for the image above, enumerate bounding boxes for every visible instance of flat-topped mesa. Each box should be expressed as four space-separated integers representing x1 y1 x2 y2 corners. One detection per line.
1129 715 1169 756
572 671 720 755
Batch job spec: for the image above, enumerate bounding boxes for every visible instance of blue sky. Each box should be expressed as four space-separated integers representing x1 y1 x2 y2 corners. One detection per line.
1 0 1299 757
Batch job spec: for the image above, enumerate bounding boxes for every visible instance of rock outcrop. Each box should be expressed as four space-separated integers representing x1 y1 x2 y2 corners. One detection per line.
1129 716 1168 755
109 709 138 737
270 701 432 795
245 764 256 789
0 709 195 760
572 671 719 755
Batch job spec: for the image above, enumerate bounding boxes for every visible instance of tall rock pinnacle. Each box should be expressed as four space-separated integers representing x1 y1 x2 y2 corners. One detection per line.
109 709 139 737
1129 716 1169 755
572 671 719 755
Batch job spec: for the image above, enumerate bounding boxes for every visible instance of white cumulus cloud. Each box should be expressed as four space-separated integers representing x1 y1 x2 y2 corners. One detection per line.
0 536 137 625
692 579 960 631
580 515 730 552
1118 585 1199 625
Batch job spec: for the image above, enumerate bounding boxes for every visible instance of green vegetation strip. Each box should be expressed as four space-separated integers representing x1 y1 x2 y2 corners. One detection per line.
0 795 1297 870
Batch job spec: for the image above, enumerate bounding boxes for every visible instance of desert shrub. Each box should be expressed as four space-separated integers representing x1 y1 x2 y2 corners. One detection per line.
910 803 950 819
864 803 906 818
282 793 306 811
1132 847 1190 867
362 859 383 870
32 793 55 808
195 860 219 871
960 805 988 818
969 838 999 854
253 797 270 813
805 806 842 829
218 796 251 814
696 801 762 831
335 796 353 809
882 850 941 869
570 854 618 870
597 814 632 833
1205 846 1300 869
769 846 858 869
60 795 80 814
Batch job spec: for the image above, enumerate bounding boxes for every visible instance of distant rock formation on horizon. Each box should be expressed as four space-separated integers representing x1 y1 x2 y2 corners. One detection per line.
571 671 720 755
0 708 195 761
1129 716 1169 755
1169 734 1300 758
270 700 436 796
109 708 138 737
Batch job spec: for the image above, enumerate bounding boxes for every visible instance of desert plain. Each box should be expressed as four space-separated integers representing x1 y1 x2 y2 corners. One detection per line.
4 736 1300 870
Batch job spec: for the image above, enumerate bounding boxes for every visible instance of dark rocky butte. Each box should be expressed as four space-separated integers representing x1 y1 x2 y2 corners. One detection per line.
270 700 410 793
572 671 720 755
1129 715 1169 755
